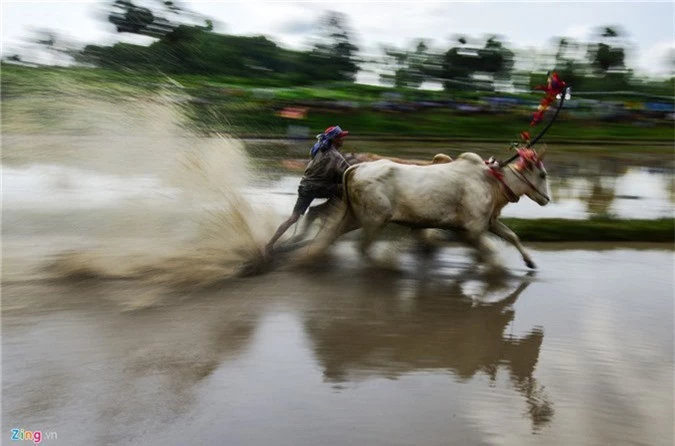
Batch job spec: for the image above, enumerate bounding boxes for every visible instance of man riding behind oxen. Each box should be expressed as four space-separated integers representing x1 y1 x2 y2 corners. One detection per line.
265 126 454 255
266 125 351 254
300 72 568 272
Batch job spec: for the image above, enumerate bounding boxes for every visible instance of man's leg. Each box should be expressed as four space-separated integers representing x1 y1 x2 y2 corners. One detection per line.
266 211 302 252
266 193 313 253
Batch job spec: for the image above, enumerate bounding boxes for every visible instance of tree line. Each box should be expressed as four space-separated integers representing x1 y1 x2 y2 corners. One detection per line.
14 0 674 94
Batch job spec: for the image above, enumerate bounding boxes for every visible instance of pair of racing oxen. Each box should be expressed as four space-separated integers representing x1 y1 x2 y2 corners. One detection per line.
292 74 569 271
275 73 570 272
291 145 551 271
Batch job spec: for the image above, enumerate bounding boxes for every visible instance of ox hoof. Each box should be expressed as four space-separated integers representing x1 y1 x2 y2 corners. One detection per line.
525 259 537 269
414 241 438 257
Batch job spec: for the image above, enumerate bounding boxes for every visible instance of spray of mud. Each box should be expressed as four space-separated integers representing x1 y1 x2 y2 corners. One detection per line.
48 138 277 288
4 85 280 290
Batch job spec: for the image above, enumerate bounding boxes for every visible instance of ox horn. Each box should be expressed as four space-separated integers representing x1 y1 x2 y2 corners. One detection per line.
538 145 547 160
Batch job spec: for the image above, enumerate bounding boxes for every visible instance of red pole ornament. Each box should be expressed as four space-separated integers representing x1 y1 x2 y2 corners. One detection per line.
500 71 569 166
530 72 567 127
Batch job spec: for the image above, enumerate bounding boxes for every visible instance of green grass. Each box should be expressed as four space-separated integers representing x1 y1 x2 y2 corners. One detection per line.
365 218 674 243
500 218 675 242
3 64 673 146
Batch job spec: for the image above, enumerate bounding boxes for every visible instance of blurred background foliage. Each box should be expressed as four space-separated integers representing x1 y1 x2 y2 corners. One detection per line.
2 0 673 140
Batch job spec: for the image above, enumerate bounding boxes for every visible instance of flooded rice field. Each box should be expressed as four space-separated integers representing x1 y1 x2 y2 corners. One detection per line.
2 98 673 446
3 245 673 446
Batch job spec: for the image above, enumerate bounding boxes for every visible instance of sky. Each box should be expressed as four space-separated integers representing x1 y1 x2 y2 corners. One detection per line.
2 0 674 81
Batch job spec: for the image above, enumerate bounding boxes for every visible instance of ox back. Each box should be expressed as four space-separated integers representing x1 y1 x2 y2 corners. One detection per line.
343 153 499 233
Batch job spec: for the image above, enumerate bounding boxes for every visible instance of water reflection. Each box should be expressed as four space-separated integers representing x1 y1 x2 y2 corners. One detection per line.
2 284 261 444
609 167 675 218
302 272 554 430
585 176 617 217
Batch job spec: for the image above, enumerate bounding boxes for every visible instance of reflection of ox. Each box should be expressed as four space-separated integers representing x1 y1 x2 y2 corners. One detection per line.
313 148 550 269
303 274 554 430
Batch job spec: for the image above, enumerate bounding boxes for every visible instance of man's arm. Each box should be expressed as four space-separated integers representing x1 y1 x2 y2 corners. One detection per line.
334 149 351 175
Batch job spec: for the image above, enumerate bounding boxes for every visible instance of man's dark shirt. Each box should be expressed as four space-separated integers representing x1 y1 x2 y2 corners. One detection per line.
299 146 351 190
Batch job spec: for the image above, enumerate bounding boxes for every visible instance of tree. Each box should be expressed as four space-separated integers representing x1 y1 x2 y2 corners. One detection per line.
551 37 585 90
440 35 514 91
479 36 515 81
107 0 210 38
109 1 162 36
379 40 432 89
304 11 360 82
587 26 626 74
441 36 474 90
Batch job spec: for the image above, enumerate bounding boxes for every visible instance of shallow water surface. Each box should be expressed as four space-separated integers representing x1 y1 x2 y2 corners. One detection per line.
2 245 673 446
3 98 673 446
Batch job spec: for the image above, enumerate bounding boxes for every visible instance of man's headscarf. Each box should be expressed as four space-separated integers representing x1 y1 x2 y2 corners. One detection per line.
310 125 349 158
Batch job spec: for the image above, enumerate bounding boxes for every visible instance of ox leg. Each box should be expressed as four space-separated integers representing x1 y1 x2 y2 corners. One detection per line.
290 199 336 244
358 225 383 265
410 228 442 256
302 205 360 261
489 220 536 269
461 232 502 270
358 226 375 259
324 209 360 247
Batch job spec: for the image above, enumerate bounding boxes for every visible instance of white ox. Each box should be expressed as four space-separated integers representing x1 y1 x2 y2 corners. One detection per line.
312 148 550 269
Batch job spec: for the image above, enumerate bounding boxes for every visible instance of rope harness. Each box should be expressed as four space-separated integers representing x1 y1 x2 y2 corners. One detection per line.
485 156 550 203
508 165 550 202
486 162 519 203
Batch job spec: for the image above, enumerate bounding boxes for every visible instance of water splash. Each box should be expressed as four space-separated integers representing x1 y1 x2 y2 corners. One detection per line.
4 88 278 291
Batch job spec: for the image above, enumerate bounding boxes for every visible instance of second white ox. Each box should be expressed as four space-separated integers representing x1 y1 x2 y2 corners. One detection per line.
313 148 551 269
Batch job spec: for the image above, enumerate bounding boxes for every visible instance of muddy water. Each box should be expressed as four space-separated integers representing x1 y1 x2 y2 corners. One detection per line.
2 97 674 446
3 246 673 446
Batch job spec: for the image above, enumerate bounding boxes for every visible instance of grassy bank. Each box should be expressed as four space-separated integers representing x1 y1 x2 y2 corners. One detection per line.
500 218 674 242
360 218 675 243
3 64 673 145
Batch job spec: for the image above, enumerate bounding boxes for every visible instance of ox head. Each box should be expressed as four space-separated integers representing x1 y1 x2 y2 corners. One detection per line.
510 147 550 206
